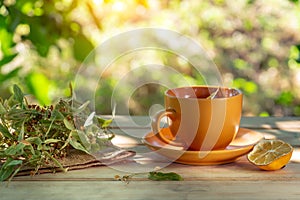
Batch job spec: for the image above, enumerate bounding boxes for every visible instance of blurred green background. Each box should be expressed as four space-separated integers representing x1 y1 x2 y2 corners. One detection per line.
1 0 300 116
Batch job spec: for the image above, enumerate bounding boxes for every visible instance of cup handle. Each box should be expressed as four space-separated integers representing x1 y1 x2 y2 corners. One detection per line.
151 108 183 146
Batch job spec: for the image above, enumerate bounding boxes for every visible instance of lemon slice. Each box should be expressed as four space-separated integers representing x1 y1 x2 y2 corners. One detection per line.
247 139 293 171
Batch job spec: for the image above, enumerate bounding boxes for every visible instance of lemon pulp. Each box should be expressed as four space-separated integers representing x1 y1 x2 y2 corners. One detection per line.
247 139 293 171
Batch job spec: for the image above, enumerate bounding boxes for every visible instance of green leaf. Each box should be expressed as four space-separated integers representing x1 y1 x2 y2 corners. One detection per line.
0 123 13 138
13 84 24 106
97 117 113 128
68 130 89 154
96 104 115 128
22 142 36 156
69 138 88 154
0 166 15 182
5 159 23 167
44 139 61 144
77 130 91 150
0 159 23 181
17 121 25 141
0 102 6 114
148 172 183 181
7 165 22 182
72 101 90 114
38 144 50 151
5 143 26 156
63 118 75 130
26 137 42 146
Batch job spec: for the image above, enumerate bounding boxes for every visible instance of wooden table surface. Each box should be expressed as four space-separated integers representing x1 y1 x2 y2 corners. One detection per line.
1 116 300 200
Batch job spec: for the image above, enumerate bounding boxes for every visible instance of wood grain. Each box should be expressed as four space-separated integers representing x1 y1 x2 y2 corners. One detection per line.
2 180 300 200
1 117 300 200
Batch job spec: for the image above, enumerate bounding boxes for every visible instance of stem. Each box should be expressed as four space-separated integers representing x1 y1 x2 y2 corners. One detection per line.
43 151 68 173
8 164 22 182
44 117 56 139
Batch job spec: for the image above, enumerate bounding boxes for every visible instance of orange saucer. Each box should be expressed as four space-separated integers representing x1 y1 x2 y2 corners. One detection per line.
142 128 264 165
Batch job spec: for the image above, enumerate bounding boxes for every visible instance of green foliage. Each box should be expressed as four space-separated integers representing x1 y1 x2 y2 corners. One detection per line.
0 0 300 116
73 33 94 62
259 111 270 117
276 92 294 106
233 78 258 95
290 45 300 64
0 0 94 104
25 72 52 105
1 0 93 60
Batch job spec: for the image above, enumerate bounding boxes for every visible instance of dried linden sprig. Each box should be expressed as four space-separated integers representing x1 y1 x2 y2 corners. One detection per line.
0 84 113 181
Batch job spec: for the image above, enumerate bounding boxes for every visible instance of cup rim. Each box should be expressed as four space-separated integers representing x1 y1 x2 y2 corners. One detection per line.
165 85 242 100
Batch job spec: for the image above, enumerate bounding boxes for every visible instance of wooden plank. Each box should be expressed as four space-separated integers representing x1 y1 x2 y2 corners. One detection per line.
109 127 300 147
108 115 300 130
107 115 151 128
240 117 300 130
12 156 300 181
257 129 300 146
10 127 299 182
2 180 300 200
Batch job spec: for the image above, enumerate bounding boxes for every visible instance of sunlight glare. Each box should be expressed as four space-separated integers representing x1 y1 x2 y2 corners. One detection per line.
111 134 139 148
112 1 126 12
92 0 104 6
291 148 300 163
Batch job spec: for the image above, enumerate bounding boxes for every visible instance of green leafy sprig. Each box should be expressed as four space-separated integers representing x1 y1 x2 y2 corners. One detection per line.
114 171 183 184
0 85 113 181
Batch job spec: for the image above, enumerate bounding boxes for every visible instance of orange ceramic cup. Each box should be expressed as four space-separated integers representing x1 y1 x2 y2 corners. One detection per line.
151 86 243 151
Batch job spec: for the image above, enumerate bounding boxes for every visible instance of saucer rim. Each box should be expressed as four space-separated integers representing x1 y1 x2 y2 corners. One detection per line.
142 127 264 165
142 127 264 154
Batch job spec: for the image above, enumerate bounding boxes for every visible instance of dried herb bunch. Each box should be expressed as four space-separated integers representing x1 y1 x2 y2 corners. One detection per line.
0 85 113 181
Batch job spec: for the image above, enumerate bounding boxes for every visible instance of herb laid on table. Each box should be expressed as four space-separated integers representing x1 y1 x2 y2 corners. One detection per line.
114 171 183 184
0 85 114 181
148 171 183 181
